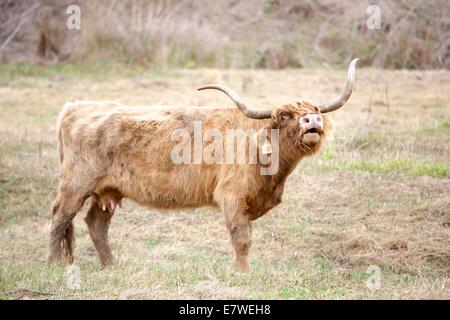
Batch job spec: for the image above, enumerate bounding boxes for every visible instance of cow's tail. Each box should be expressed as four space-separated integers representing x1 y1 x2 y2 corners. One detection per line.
50 199 75 264
62 221 75 263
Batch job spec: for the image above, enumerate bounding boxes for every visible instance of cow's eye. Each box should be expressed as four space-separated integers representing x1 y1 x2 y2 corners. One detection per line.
277 111 293 126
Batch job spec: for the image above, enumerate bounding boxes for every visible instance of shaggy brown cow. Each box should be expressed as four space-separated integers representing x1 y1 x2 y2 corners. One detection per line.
49 59 358 270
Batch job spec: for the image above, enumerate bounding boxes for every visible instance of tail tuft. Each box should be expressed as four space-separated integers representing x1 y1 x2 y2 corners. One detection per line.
62 222 75 264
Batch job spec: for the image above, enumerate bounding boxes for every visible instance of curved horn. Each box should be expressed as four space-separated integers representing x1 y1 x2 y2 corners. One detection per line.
197 84 272 119
319 58 359 113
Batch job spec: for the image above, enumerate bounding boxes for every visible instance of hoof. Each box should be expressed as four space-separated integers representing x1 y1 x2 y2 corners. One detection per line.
235 260 251 272
100 257 115 268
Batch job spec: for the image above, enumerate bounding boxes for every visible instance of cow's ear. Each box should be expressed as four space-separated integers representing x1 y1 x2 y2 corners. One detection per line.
275 110 293 127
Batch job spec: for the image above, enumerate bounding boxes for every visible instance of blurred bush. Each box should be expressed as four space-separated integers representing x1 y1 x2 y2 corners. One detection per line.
0 0 449 69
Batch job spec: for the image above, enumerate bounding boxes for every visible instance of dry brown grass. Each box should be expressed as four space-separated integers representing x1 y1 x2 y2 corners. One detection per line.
0 63 449 299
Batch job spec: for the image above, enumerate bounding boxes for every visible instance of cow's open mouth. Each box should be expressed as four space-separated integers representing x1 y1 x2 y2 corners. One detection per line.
305 128 319 134
302 128 321 145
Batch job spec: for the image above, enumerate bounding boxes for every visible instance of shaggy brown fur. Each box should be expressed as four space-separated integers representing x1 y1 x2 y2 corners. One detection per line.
49 100 331 270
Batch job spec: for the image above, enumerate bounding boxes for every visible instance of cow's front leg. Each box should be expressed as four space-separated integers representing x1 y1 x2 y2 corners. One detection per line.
215 192 252 271
229 215 252 271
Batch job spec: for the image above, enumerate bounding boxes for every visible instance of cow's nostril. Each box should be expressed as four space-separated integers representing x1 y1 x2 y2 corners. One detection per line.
317 117 321 122
303 118 309 123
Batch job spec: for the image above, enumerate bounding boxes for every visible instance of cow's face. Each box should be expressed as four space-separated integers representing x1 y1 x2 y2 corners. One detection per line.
273 101 330 152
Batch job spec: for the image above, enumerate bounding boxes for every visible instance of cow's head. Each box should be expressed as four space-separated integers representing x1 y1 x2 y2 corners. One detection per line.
198 59 358 154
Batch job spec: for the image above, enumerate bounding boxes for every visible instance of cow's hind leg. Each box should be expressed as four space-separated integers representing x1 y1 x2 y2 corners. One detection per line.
49 187 89 264
85 200 115 266
49 162 97 264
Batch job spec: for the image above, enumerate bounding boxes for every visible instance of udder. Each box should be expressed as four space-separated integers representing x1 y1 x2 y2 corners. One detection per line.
93 188 123 214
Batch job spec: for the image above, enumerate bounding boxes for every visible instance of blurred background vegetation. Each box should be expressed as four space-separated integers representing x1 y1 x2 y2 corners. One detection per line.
0 0 449 69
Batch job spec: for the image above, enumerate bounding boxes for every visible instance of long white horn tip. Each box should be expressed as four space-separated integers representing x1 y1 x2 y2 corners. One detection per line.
347 58 359 82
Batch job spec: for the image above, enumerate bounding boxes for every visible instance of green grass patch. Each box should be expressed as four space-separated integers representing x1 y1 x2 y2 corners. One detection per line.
277 285 347 299
326 159 449 178
0 62 174 86
145 238 159 249
347 132 386 150
278 287 310 299
0 263 65 295
418 121 450 135
320 146 334 161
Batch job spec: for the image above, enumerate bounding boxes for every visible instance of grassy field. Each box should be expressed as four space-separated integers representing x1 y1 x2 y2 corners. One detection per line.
0 63 449 299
